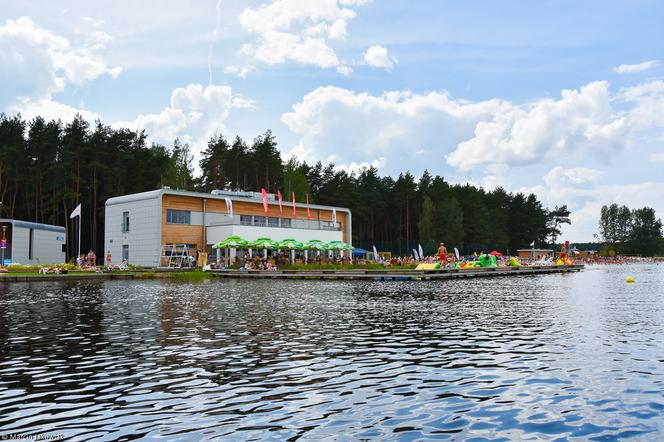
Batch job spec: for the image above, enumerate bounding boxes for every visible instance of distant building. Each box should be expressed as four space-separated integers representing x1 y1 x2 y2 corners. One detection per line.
104 188 352 267
0 219 66 265
516 248 554 259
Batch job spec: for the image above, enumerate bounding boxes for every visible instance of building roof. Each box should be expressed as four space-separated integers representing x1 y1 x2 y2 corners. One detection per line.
106 188 351 213
0 219 66 233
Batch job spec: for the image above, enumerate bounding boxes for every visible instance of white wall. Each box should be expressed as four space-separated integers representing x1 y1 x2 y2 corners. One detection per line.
104 195 161 267
207 224 342 245
10 226 65 265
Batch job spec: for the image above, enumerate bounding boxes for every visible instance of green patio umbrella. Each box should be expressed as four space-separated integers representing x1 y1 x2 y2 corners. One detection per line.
250 237 280 249
326 240 353 251
304 239 327 250
215 235 249 248
279 238 304 264
278 238 304 250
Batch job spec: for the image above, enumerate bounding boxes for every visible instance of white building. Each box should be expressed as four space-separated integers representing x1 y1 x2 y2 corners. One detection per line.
0 219 66 265
105 188 352 267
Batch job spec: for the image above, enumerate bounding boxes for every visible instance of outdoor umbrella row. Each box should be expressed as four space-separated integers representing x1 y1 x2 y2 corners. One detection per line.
211 235 353 265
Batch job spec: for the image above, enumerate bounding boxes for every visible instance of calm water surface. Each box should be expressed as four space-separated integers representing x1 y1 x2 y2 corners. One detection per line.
1 264 663 441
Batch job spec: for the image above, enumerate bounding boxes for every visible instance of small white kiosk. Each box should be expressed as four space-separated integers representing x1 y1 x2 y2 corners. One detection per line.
0 219 66 265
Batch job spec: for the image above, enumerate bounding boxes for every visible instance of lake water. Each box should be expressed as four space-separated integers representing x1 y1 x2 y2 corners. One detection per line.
1 264 663 441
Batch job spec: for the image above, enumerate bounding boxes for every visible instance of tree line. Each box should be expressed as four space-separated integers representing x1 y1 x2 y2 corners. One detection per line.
1 113 572 260
597 203 663 256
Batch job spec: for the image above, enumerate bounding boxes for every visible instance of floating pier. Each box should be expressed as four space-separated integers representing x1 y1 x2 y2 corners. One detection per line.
209 264 584 281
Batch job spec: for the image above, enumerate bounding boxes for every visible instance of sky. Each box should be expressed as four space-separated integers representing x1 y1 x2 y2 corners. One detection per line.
1 0 663 242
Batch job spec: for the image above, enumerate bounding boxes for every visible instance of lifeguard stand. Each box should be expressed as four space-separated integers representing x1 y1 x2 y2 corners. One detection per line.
160 244 196 268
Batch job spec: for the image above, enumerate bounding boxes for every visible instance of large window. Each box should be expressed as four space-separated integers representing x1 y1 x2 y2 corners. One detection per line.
254 216 266 226
166 209 191 224
122 211 130 232
240 215 253 226
122 244 129 261
280 218 291 228
268 217 279 227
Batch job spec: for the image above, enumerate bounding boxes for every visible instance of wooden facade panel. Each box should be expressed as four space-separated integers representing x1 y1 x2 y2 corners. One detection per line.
161 193 349 245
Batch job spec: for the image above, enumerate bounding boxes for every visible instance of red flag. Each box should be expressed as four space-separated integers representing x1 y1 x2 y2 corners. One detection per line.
306 193 311 219
277 191 283 214
292 191 297 219
261 188 268 214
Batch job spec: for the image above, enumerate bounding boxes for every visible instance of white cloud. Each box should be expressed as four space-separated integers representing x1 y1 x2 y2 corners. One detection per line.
236 0 365 73
9 96 100 123
0 16 121 121
335 157 386 173
649 152 664 163
114 84 254 159
0 16 121 97
281 85 506 170
613 60 658 74
224 64 255 79
543 166 603 188
363 45 397 70
446 81 627 171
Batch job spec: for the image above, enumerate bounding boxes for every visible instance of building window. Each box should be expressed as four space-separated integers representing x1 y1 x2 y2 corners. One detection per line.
29 228 34 260
122 244 129 261
280 218 291 228
268 217 279 227
122 211 130 232
254 216 266 226
240 215 253 226
166 209 191 224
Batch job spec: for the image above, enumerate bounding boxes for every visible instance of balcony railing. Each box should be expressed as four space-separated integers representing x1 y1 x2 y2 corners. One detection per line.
209 214 341 231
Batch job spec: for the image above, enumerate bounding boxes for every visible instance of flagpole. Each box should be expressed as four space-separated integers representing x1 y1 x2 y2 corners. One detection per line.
78 214 81 261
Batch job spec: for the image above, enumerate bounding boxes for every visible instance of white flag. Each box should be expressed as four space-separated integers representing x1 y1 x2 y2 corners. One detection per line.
225 198 233 217
332 208 337 224
530 241 535 247
372 245 378 261
413 249 419 260
454 247 460 260
418 244 424 259
70 203 81 219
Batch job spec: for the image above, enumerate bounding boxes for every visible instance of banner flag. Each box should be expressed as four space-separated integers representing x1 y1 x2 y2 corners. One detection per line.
261 188 269 213
413 249 419 260
332 208 337 224
372 245 378 261
277 191 283 214
70 203 81 219
292 192 297 219
454 247 460 260
306 193 311 219
418 244 424 260
224 197 233 217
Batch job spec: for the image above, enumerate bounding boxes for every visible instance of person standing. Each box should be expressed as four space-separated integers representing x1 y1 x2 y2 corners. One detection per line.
437 242 448 264
106 250 112 267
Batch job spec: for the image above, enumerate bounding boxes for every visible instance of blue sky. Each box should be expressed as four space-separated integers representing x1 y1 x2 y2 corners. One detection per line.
1 0 663 241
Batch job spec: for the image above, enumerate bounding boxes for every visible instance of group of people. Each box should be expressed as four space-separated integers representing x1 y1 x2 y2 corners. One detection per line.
76 250 97 267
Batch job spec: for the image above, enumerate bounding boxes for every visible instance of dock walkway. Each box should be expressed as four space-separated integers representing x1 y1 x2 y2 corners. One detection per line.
209 265 583 281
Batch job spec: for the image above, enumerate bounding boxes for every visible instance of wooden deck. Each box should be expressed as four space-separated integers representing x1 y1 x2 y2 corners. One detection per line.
209 264 584 281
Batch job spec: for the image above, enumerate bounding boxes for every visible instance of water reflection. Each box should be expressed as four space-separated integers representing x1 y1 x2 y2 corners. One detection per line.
0 265 663 440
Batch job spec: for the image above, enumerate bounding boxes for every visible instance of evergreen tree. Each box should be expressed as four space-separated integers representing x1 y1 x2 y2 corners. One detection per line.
417 195 435 243
199 133 230 192
629 207 662 256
